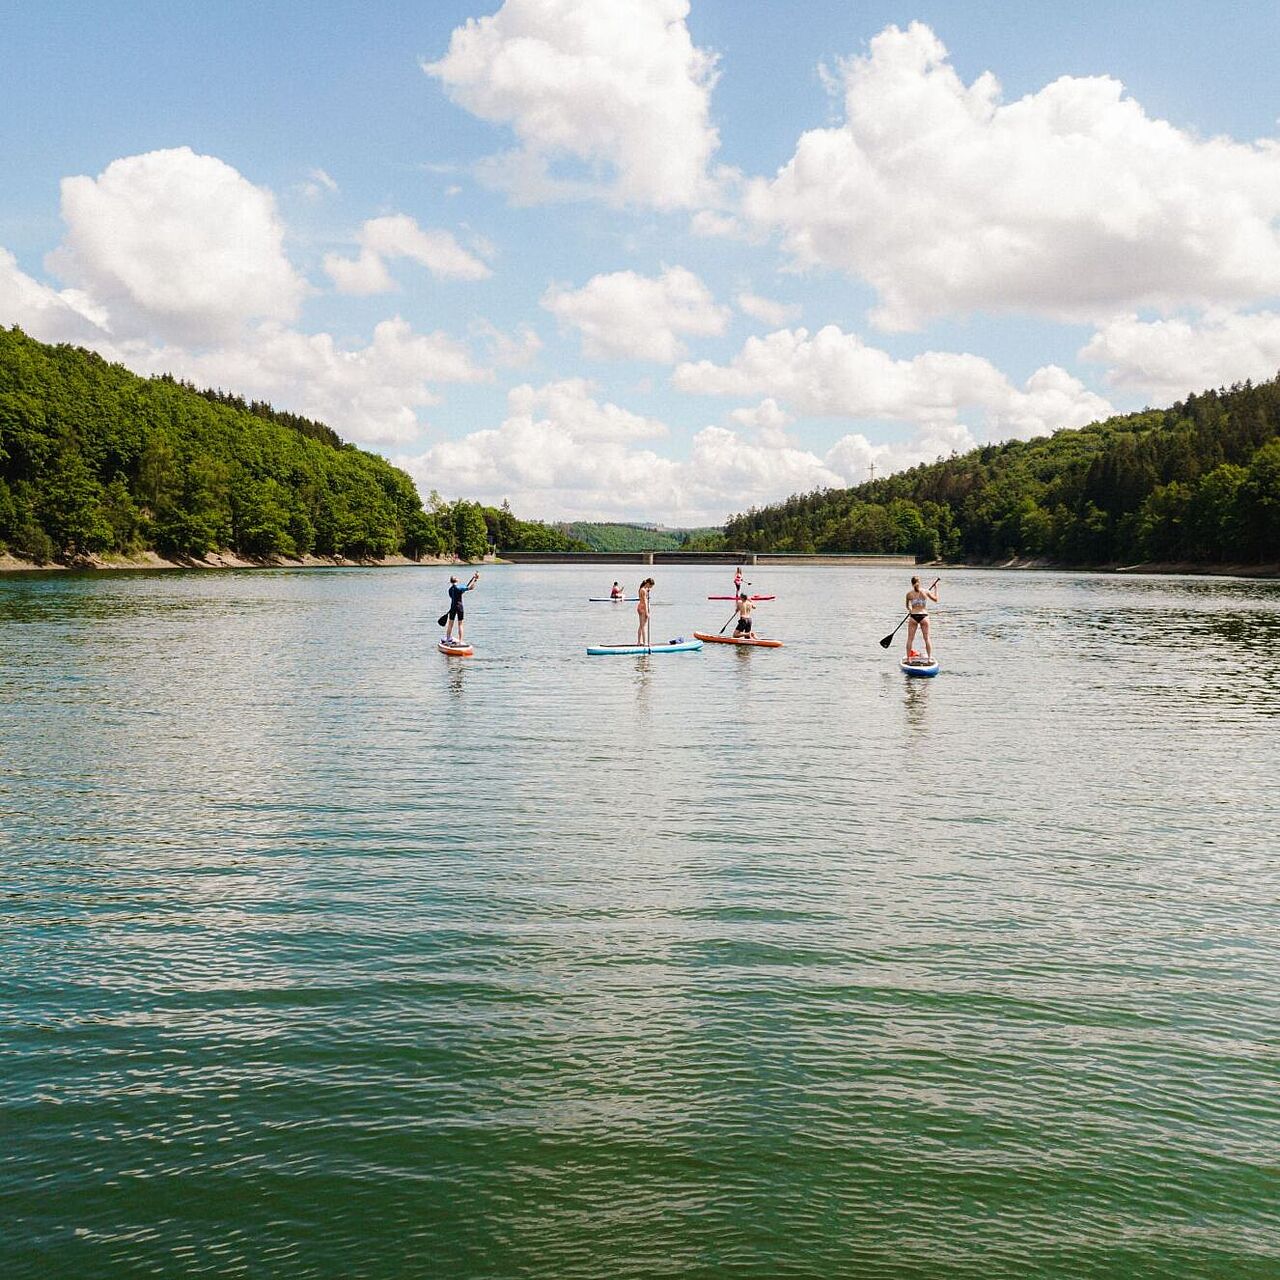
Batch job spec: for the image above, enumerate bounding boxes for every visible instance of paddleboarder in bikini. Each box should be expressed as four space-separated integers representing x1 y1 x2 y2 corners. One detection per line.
636 577 655 645
904 575 938 661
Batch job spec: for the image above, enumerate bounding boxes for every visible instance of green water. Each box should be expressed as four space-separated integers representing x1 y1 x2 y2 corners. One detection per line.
1 565 1277 1279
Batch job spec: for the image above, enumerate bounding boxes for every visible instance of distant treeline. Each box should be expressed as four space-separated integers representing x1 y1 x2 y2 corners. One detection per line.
562 521 725 552
724 377 1280 565
0 327 582 563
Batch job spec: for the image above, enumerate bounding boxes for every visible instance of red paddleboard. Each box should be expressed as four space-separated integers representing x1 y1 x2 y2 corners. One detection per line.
693 632 784 648
707 594 775 601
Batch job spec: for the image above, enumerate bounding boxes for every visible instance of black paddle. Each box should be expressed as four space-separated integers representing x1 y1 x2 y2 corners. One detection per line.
437 612 449 627
879 577 939 648
718 609 738 635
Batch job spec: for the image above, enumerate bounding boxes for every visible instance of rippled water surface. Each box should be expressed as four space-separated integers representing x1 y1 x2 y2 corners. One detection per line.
2 564 1278 1279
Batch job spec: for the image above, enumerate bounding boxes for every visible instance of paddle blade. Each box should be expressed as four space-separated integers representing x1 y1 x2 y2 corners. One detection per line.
437 613 449 626
879 633 894 648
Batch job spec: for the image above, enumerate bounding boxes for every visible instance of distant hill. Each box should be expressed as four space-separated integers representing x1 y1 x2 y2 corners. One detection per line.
0 326 582 564
723 377 1280 566
564 521 725 552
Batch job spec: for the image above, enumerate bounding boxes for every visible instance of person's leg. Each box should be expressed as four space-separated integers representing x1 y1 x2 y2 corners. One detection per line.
921 618 931 658
906 617 918 655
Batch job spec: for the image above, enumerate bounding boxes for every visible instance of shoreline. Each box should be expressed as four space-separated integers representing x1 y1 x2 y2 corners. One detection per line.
2 550 1276 580
932 556 1280 579
0 550 473 574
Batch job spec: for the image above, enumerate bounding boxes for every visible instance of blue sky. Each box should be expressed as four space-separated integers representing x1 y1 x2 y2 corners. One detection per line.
3 0 1280 524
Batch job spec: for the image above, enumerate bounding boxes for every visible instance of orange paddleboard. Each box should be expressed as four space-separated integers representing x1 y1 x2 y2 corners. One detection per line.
693 632 784 648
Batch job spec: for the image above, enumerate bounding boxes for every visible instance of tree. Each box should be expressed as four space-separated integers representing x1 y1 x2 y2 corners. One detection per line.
403 508 450 560
453 501 490 561
1241 438 1280 559
1186 464 1246 561
1136 483 1192 561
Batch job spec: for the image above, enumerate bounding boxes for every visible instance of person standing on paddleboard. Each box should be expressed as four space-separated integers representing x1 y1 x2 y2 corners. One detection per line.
733 592 757 640
904 575 938 661
636 577 655 646
444 571 479 645
733 565 743 595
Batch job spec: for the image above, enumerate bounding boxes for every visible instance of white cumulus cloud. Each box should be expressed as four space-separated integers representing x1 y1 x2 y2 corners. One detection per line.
0 148 501 450
675 324 1113 441
727 397 793 446
736 292 801 326
323 213 492 295
1082 310 1280 400
472 318 543 368
301 168 339 200
396 378 975 524
542 265 729 361
51 147 307 343
0 248 110 344
424 0 719 209
398 379 676 517
824 423 979 485
690 209 745 238
744 22 1280 330
122 318 488 447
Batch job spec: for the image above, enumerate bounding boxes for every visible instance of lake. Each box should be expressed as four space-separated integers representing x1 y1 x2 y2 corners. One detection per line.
2 564 1277 1279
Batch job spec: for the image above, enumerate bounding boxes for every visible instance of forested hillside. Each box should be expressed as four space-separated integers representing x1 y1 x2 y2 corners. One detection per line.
0 327 581 563
564 522 722 552
724 378 1280 565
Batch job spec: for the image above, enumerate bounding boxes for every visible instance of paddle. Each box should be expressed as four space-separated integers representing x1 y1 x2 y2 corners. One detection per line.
437 612 449 627
879 577 939 649
718 609 738 635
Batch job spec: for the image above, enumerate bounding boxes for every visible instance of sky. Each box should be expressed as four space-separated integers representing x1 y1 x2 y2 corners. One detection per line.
3 0 1280 526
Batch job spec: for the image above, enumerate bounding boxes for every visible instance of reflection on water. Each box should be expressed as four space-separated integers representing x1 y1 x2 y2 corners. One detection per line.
1 565 1278 1280
445 655 467 700
902 673 932 729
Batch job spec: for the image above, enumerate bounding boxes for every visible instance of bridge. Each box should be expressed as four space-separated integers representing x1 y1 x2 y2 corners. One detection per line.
499 551 918 566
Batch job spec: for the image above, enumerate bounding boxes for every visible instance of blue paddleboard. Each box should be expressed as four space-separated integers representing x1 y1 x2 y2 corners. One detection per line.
586 638 703 656
900 657 939 677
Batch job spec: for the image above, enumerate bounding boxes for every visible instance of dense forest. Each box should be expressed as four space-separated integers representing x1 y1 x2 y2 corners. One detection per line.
0 327 582 564
724 377 1280 565
562 521 722 552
